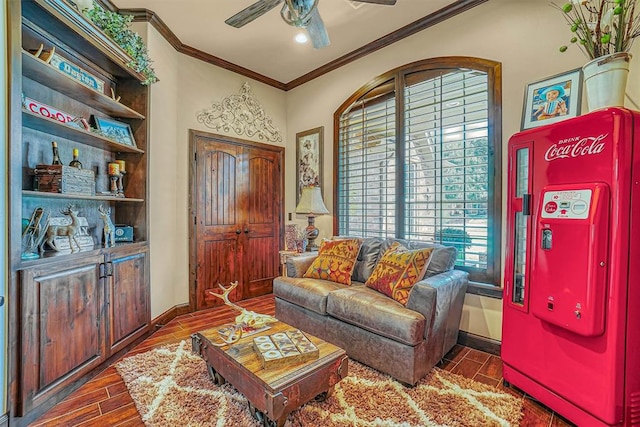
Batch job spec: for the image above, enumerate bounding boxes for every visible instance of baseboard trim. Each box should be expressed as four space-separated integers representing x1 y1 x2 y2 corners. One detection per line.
151 303 191 330
457 330 501 356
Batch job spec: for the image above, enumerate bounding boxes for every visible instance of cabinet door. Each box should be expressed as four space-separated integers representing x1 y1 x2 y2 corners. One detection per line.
107 246 149 354
20 254 105 415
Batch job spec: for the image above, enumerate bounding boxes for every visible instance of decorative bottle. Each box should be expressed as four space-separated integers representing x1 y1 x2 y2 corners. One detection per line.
69 148 83 169
51 141 62 165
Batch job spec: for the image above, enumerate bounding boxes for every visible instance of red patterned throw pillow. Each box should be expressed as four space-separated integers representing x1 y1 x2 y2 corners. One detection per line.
303 238 362 285
365 247 434 305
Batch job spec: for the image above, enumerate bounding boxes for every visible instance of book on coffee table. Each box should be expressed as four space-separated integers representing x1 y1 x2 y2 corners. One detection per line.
253 329 319 369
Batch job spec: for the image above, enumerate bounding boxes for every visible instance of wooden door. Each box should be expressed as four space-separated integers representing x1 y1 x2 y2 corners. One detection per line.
244 146 283 298
190 130 283 311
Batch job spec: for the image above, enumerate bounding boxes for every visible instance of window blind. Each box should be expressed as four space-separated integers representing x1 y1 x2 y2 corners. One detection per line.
404 69 489 270
335 58 501 285
338 88 396 237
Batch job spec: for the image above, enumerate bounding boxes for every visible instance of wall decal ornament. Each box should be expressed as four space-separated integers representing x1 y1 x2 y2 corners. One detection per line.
196 82 282 143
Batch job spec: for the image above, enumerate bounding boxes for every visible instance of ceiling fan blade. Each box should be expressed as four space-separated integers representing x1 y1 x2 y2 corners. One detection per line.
352 0 397 5
306 7 330 49
225 0 284 28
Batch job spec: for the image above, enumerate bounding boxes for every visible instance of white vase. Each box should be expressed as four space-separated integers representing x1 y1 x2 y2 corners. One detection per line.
582 52 631 111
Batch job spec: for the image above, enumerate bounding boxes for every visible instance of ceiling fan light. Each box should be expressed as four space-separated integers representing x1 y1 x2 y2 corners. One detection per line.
294 32 308 43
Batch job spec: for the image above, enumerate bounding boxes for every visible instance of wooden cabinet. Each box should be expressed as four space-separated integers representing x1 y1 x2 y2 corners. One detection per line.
106 245 149 354
19 254 106 416
7 0 152 423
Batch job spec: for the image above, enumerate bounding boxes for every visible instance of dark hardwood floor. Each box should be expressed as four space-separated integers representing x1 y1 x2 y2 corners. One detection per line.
31 294 575 426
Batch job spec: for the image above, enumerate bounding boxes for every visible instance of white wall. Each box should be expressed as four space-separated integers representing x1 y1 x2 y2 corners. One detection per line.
137 23 287 318
142 0 640 338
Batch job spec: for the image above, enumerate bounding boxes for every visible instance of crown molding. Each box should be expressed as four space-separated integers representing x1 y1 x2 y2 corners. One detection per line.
98 0 487 91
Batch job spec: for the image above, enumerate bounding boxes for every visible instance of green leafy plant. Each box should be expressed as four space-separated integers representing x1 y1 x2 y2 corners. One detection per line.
436 228 473 261
83 2 157 85
553 0 640 59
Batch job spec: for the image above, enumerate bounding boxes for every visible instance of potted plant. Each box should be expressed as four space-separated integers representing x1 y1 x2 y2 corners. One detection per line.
554 0 640 110
73 0 157 85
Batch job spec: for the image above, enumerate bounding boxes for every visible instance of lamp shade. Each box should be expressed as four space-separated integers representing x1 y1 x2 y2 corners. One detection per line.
295 187 329 215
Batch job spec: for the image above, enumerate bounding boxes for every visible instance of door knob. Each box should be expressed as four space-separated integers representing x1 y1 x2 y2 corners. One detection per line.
235 229 241 234
244 228 249 234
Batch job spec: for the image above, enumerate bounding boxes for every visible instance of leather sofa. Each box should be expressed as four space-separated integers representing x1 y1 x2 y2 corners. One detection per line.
273 237 469 386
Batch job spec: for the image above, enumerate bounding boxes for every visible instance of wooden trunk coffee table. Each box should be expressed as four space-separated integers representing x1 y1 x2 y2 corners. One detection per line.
191 320 348 427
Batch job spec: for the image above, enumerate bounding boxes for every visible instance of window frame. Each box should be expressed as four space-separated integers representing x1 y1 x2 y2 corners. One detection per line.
333 57 502 287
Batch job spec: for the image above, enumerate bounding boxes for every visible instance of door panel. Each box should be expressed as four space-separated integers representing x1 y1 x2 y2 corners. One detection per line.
205 150 238 227
244 150 281 298
192 131 283 311
196 142 243 309
108 248 149 353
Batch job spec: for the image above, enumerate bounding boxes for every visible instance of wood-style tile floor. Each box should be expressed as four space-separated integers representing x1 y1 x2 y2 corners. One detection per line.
31 294 575 426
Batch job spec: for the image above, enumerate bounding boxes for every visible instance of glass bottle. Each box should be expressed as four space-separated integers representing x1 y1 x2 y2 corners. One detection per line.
69 148 83 169
51 141 62 165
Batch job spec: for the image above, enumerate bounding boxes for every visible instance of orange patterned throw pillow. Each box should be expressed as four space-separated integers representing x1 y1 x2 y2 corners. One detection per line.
365 247 434 305
303 239 362 285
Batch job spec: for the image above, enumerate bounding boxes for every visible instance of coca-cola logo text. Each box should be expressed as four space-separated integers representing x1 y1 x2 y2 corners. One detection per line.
544 134 608 161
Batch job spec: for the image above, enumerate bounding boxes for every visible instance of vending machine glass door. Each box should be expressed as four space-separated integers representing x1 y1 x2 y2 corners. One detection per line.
505 144 533 312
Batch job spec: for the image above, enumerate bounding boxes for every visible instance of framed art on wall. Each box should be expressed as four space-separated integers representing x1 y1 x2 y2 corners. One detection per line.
296 126 323 204
521 68 582 130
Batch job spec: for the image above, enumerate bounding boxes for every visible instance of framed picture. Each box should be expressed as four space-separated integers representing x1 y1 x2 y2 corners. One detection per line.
521 68 582 130
92 115 137 147
296 126 323 204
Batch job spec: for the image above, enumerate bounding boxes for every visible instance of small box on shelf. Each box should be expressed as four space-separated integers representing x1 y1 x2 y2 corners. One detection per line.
114 225 133 242
33 164 95 196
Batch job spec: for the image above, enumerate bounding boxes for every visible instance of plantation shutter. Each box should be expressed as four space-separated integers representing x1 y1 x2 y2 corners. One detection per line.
404 68 490 270
337 81 396 237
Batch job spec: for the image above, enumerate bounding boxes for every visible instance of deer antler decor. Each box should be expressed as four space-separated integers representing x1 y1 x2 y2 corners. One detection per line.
208 281 278 328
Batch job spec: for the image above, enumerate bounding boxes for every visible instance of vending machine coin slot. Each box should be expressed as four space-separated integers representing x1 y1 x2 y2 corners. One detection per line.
541 229 552 250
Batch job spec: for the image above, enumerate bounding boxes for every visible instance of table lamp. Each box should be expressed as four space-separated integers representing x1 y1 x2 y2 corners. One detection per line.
295 186 329 251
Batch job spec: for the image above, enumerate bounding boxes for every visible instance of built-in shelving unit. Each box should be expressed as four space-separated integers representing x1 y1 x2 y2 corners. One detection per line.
8 1 152 424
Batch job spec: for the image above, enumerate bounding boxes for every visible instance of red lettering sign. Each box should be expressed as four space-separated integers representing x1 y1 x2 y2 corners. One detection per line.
544 134 608 161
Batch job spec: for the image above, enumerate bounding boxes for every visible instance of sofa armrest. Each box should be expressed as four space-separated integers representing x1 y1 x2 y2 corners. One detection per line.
285 253 318 278
406 269 469 360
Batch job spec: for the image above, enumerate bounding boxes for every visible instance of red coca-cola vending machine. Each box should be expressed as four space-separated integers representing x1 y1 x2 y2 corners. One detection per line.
503 108 640 426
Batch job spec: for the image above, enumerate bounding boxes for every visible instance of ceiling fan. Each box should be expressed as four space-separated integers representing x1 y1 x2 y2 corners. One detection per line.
225 0 398 49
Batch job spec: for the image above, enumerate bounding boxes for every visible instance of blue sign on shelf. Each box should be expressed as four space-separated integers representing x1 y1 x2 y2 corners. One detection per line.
49 54 105 93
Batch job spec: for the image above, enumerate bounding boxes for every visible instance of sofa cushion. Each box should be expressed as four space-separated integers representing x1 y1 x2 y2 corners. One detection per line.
380 239 456 277
326 286 426 346
365 247 434 305
406 241 458 277
273 277 349 315
351 237 383 283
304 238 362 285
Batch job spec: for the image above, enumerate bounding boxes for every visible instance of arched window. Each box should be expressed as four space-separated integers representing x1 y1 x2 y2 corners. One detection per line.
334 57 502 286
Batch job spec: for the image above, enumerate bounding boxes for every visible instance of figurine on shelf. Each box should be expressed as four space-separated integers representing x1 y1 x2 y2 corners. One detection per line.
41 205 81 253
98 205 116 248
